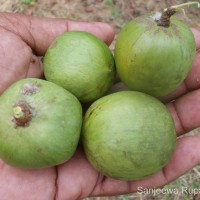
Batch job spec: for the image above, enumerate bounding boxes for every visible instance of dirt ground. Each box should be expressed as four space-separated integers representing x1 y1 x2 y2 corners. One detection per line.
1 0 200 32
0 0 200 200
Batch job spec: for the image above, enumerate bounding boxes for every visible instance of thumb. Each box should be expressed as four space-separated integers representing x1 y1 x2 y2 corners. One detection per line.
0 13 115 55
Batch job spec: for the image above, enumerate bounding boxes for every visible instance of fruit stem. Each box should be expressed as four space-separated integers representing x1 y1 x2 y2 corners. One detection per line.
167 1 200 11
13 103 31 126
156 1 200 27
156 8 176 27
13 106 25 119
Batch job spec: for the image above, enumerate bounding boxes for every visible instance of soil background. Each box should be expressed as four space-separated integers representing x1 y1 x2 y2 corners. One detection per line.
0 0 200 200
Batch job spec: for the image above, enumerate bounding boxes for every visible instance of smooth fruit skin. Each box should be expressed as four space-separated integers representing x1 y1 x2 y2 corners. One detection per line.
0 78 82 169
82 91 176 180
43 31 115 103
114 15 196 97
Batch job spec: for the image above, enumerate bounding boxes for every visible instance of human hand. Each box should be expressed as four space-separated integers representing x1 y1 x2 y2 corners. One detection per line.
0 12 200 200
51 29 200 199
0 12 114 200
0 12 114 94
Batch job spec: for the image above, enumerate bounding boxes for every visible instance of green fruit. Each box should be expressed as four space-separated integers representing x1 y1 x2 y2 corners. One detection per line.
114 12 196 97
0 78 82 169
82 91 176 180
43 31 115 103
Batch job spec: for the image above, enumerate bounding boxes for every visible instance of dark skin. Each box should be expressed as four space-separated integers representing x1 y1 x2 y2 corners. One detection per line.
0 12 199 200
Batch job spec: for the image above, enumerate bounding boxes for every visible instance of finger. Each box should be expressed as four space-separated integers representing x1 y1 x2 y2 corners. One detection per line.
26 55 43 78
0 160 56 200
161 52 200 103
161 28 200 103
0 13 115 55
90 136 200 197
0 27 44 94
192 28 200 50
166 89 200 135
56 147 99 200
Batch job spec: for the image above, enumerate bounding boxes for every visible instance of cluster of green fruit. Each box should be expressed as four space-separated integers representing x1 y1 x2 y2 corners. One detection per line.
0 8 196 181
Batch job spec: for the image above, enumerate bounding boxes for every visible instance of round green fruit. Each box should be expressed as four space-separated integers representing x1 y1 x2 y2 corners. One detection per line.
0 78 82 169
114 11 196 97
82 91 176 180
43 31 115 103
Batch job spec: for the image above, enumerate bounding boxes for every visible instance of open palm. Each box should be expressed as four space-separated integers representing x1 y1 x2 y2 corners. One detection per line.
0 13 200 200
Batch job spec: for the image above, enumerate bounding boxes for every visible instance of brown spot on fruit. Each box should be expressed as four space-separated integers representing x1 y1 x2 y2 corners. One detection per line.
21 83 40 95
37 148 43 153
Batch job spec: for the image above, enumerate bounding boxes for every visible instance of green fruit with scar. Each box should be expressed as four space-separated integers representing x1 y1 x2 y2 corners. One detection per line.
0 78 82 169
